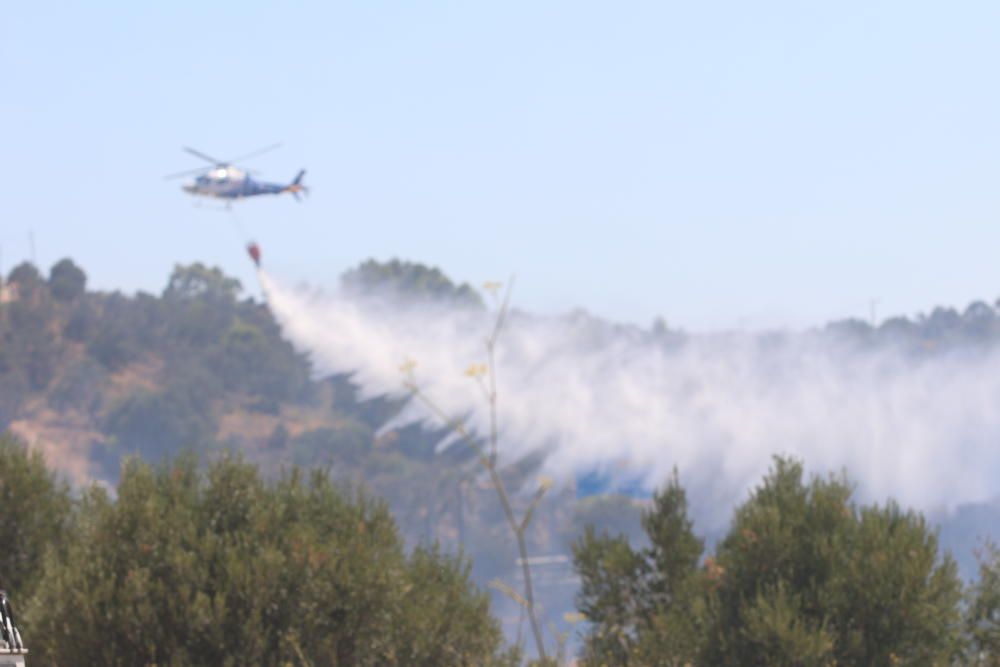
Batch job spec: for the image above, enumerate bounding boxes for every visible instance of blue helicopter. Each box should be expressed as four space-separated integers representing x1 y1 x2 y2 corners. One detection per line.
166 144 307 203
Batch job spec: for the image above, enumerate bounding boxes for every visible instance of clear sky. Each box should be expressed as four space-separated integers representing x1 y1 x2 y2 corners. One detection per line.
3 1 999 330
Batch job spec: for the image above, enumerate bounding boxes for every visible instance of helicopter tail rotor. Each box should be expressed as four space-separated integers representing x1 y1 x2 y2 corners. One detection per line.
285 170 308 200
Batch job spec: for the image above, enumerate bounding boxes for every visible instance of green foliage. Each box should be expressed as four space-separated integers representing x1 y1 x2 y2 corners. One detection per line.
7 262 42 292
213 318 310 403
0 434 72 599
2 290 59 391
964 543 1000 665
24 455 504 666
737 583 835 666
827 297 1000 353
574 528 647 664
642 475 704 604
48 258 87 302
573 458 965 666
102 385 215 462
0 375 26 431
46 358 105 415
84 291 164 370
569 495 645 546
87 321 140 370
707 458 962 666
290 424 373 468
159 264 311 405
161 264 244 350
163 263 241 303
63 298 98 342
574 472 703 666
342 258 484 308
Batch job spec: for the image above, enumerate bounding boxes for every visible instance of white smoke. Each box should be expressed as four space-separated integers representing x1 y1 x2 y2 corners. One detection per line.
259 270 1000 529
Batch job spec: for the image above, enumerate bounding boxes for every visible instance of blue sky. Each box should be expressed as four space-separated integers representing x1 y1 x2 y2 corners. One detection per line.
3 1 999 330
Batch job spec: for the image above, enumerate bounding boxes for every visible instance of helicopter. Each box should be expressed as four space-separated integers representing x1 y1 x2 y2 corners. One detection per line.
166 144 308 203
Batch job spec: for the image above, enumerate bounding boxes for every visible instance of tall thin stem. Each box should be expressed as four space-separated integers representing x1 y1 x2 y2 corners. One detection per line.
404 387 548 662
401 277 549 662
487 340 498 467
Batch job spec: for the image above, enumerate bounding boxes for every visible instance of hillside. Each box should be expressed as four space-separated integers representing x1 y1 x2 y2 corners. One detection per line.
0 258 628 612
1 260 475 474
4 255 1000 613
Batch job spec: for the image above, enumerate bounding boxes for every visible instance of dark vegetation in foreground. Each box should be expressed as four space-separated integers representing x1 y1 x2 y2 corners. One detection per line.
575 458 1000 666
2 433 1000 665
0 434 511 666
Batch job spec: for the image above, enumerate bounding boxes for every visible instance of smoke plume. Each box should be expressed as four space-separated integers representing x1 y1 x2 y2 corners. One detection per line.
259 270 1000 528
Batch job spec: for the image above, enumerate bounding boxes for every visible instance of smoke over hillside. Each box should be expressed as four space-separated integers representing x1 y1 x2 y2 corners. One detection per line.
259 270 1000 528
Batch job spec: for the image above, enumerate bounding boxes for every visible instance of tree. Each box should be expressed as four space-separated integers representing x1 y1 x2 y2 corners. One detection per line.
964 543 1000 665
25 455 505 666
211 319 310 404
573 473 704 666
342 258 484 308
163 263 242 347
704 458 962 666
164 263 241 303
48 258 87 302
0 376 27 432
568 495 645 548
290 424 373 468
2 291 59 391
573 458 965 666
47 358 105 415
100 359 222 463
0 433 72 599
7 262 42 294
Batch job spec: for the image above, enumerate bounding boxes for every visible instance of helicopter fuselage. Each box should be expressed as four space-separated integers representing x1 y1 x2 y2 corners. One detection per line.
182 166 303 200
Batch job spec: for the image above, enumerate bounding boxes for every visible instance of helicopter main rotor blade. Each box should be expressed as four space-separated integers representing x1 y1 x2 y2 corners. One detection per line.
164 166 212 180
223 143 282 165
183 146 226 165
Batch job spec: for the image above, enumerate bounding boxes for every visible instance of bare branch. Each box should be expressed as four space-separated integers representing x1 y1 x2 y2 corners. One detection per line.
488 275 516 347
400 276 550 662
489 578 529 609
519 480 551 535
